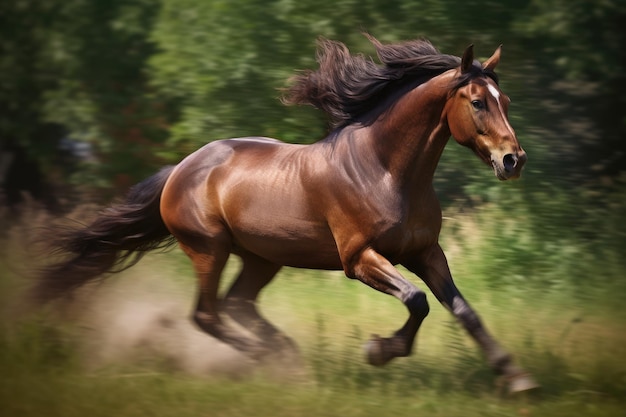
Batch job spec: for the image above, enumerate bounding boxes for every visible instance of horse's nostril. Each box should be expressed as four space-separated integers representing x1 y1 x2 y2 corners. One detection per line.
503 154 517 173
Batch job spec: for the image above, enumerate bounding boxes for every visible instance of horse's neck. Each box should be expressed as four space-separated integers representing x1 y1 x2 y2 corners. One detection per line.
369 72 454 189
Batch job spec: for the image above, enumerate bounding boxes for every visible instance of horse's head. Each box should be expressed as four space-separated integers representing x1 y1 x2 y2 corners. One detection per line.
445 45 527 180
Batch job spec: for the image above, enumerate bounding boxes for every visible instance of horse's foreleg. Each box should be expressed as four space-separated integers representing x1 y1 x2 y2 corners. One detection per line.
347 248 430 366
223 252 299 359
404 244 539 393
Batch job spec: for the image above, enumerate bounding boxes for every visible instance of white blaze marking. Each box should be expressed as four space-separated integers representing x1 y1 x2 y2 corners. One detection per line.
487 83 515 137
487 84 500 101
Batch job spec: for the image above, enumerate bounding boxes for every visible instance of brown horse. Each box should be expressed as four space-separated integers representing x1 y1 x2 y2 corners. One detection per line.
34 35 537 392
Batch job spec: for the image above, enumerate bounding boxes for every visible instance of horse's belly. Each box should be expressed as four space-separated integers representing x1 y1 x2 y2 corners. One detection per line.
230 221 343 270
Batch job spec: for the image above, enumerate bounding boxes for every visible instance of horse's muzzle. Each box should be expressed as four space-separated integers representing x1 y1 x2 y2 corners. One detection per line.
492 151 527 180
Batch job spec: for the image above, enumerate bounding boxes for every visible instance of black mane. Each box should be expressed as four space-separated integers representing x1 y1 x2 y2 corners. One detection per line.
282 34 496 128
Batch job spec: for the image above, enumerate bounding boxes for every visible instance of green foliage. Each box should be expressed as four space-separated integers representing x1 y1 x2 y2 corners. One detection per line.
41 0 172 193
0 0 67 170
148 0 326 148
441 179 626 304
1 0 172 194
512 0 626 179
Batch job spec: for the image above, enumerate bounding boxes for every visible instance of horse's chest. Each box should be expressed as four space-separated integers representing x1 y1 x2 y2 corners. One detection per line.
368 198 442 259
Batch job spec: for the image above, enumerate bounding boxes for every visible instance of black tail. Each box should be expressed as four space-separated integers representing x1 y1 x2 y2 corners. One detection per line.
32 166 177 303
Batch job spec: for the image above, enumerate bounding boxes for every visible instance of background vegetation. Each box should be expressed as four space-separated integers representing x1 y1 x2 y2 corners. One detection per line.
1 0 625 416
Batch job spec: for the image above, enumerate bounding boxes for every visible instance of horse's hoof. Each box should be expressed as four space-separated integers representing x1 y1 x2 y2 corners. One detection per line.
508 373 540 394
364 335 389 367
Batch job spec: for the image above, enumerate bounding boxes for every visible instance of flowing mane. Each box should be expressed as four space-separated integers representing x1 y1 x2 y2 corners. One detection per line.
282 34 496 128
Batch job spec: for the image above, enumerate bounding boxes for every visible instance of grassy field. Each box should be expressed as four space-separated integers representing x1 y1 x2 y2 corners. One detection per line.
1 208 625 417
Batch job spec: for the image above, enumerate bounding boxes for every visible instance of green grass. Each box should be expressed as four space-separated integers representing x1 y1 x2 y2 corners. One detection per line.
1 309 624 417
1 207 625 417
2 368 623 417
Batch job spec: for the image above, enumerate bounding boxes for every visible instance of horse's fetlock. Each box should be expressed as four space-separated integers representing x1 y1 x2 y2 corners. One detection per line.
395 338 413 357
490 351 514 373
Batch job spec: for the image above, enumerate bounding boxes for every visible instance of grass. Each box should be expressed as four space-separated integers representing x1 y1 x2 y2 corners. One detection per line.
1 205 625 416
1 313 624 417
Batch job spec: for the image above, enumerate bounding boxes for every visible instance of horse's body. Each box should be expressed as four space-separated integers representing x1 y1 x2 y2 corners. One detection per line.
162 129 438 271
164 137 345 270
35 35 537 392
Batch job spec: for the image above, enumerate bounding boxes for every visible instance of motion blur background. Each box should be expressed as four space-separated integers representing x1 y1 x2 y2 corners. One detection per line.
1 1 625 416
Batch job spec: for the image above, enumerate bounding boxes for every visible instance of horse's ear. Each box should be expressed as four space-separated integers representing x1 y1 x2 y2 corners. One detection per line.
461 44 474 73
482 45 502 71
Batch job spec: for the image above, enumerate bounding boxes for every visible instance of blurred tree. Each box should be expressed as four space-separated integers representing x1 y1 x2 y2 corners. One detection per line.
148 0 341 149
0 0 67 208
1 0 173 201
3 0 623 205
40 0 173 196
514 0 626 183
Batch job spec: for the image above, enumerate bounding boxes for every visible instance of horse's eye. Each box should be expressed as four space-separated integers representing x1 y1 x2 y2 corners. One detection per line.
471 100 484 110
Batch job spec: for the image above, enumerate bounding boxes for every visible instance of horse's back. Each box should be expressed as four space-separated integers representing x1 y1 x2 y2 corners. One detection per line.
161 136 287 227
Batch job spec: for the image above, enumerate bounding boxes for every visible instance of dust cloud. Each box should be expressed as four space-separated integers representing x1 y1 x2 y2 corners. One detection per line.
76 276 256 377
35 256 260 378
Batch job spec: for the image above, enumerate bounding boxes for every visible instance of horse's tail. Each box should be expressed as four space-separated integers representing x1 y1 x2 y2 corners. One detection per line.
32 165 177 304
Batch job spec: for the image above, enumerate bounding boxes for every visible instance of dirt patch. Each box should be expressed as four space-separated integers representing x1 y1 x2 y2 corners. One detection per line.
67 264 257 377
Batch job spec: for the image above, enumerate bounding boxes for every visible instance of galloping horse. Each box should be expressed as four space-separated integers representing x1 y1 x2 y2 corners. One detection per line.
35 35 537 392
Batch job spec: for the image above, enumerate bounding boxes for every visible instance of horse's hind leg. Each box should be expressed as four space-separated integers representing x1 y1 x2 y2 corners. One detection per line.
223 252 298 358
178 234 268 359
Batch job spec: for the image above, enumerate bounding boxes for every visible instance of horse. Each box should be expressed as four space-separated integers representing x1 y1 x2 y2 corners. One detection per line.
33 34 537 392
